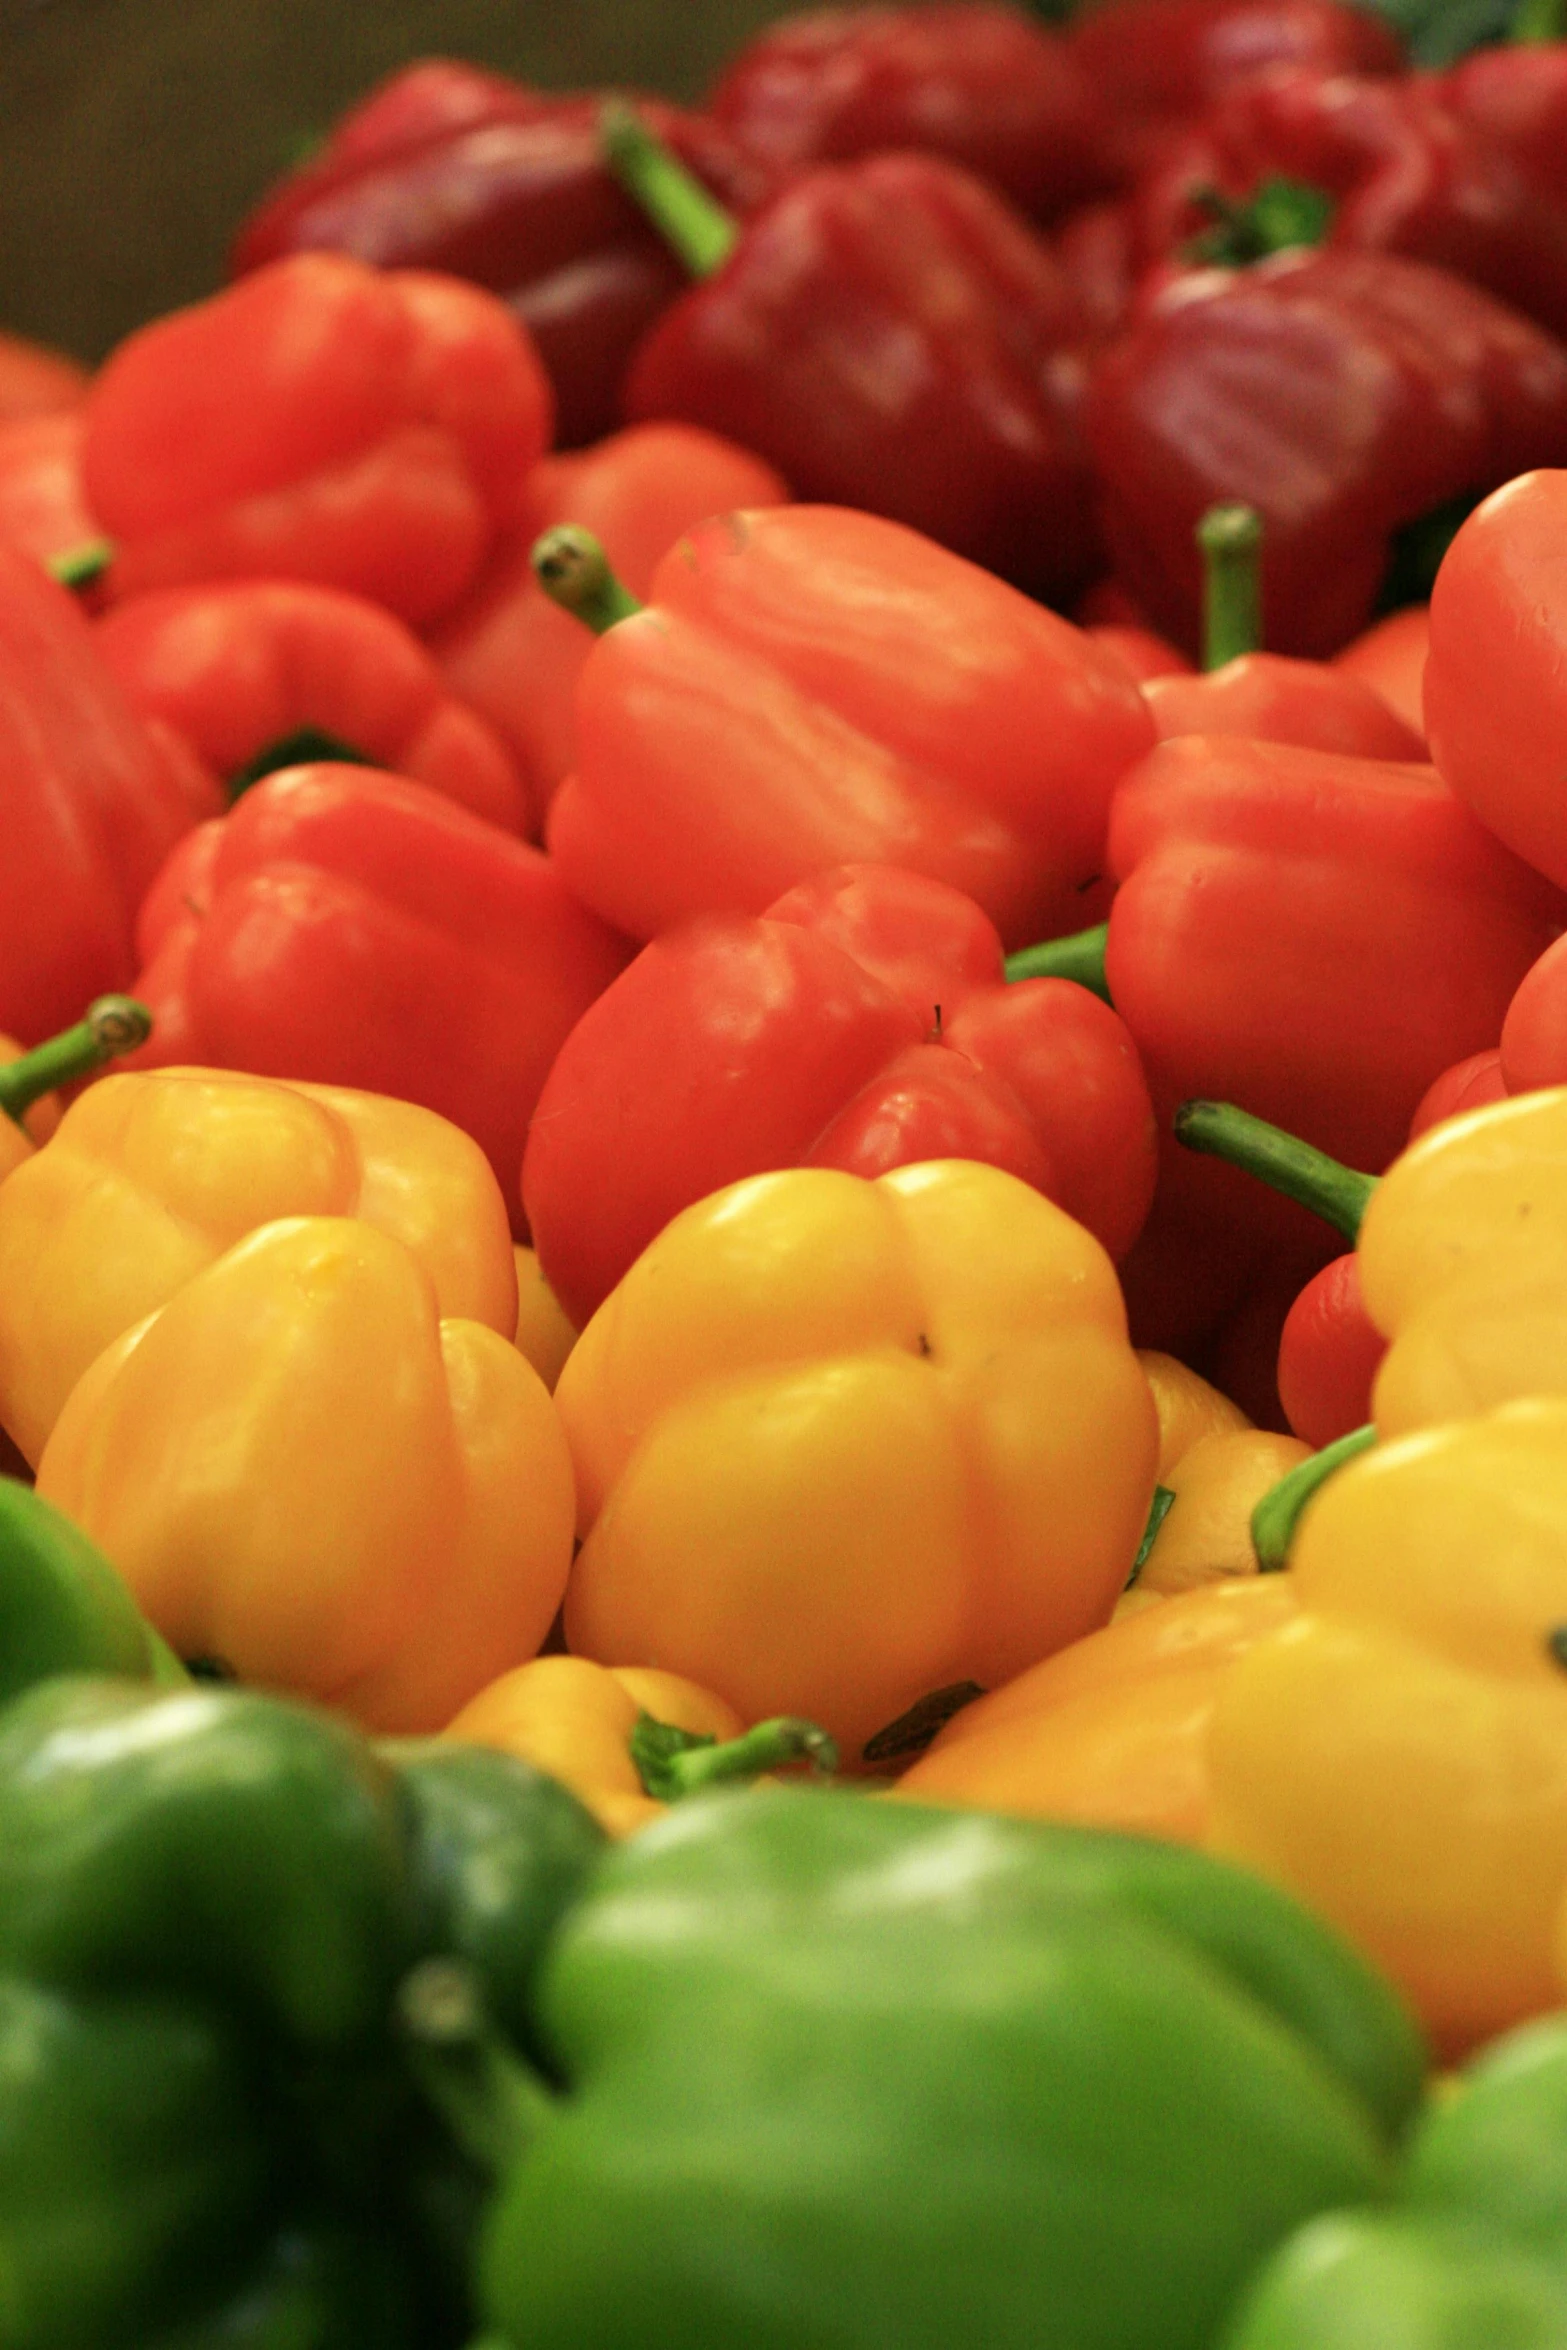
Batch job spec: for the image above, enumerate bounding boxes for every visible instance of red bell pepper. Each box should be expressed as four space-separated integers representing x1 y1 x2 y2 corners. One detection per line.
1500 935 1567 1093
1085 248 1567 658
0 330 88 421
82 253 554 626
1443 37 1567 207
1409 1046 1508 1135
231 60 762 448
533 503 1154 950
432 420 788 836
1330 602 1429 740
521 861 1158 1328
0 413 102 580
95 579 528 833
705 3 1112 221
128 764 634 1208
609 113 1102 602
1425 469 1567 892
0 542 216 1046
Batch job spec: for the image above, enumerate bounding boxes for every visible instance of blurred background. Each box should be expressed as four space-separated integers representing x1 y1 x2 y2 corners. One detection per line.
0 0 801 359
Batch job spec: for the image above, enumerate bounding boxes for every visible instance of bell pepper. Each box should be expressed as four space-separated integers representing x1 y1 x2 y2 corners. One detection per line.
0 1475 185 1700
0 990 151 1184
0 1062 518 1467
0 1671 603 2348
1207 1395 1567 2052
0 540 216 1046
533 504 1154 950
1410 1045 1509 1134
81 253 554 626
608 112 1103 602
34 1215 576 1731
231 62 763 449
522 861 1158 1331
553 1157 1159 1754
1084 249 1567 658
705 3 1112 221
511 1247 576 1391
126 762 635 1213
407 1784 1421 2350
1276 1250 1389 1446
95 579 529 833
1331 601 1430 739
0 327 89 419
0 411 102 578
432 420 788 834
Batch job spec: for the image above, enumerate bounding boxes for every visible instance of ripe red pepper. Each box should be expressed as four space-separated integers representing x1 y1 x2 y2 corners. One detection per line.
82 254 554 627
0 414 102 579
706 4 1112 221
432 421 788 836
128 764 634 1207
1409 1046 1508 1135
1085 248 1567 657
1425 469 1567 892
0 543 216 1045
231 60 762 448
1500 936 1567 1093
522 862 1158 1328
1443 39 1567 206
534 504 1154 950
611 115 1102 602
0 330 88 421
1330 603 1429 740
95 579 528 833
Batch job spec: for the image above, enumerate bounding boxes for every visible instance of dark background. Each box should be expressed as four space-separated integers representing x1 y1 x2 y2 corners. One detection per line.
0 0 798 361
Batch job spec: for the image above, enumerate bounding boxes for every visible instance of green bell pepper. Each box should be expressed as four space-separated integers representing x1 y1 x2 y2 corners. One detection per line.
400 1784 1425 2350
0 1676 606 2348
0 1474 186 1699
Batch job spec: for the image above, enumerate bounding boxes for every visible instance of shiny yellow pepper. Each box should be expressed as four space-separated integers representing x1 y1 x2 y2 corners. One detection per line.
1128 1351 1309 1607
0 1066 518 1464
35 1216 574 1732
554 1159 1159 1757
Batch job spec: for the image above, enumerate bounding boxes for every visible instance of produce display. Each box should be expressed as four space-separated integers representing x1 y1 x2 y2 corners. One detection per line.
11 0 1567 2340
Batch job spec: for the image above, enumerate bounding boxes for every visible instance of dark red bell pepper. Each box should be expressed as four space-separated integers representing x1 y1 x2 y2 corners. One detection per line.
1330 603 1430 741
95 579 528 833
231 60 763 448
0 413 102 581
127 764 635 1209
610 113 1102 603
1501 935 1567 1093
532 502 1154 951
83 253 554 627
706 4 1112 222
1084 248 1567 657
522 861 1158 1328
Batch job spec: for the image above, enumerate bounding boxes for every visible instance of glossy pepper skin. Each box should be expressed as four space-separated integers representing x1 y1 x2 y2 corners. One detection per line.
35 1216 576 1731
555 1159 1159 1755
1084 249 1567 658
0 327 88 419
706 4 1112 221
523 862 1157 1331
458 1786 1420 2350
433 421 788 834
0 1475 185 1699
1207 1398 1567 2054
621 154 1104 604
0 542 216 1045
96 579 529 833
0 1064 519 1467
83 253 554 626
0 410 102 576
0 1673 603 2349
1143 653 1423 756
545 504 1154 950
232 63 762 449
128 763 635 1213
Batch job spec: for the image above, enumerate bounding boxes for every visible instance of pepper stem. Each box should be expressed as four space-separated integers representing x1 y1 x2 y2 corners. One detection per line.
396 1959 554 2183
1184 178 1335 270
531 527 643 636
601 101 739 279
47 537 115 593
1173 1101 1377 1241
1003 921 1112 1002
1252 1424 1378 1571
1512 0 1565 38
0 994 151 1129
228 725 374 802
630 1712 838 1803
1199 503 1263 669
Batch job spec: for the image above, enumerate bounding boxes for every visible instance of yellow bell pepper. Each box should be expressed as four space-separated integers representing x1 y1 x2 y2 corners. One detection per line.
0 993 152 1184
512 1244 576 1392
35 1216 573 1732
1206 1397 1567 2058
1119 1351 1308 1608
0 1067 518 1463
554 1159 1159 1756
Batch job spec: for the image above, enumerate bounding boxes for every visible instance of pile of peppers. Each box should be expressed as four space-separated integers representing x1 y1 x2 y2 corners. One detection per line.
12 0 1567 2340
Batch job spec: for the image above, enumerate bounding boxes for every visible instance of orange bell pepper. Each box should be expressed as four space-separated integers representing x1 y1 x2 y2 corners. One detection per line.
35 1216 573 1731
0 1066 517 1465
511 1245 576 1393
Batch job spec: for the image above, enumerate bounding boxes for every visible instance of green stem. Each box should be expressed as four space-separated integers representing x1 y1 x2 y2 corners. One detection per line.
1184 177 1335 270
228 725 373 802
1173 1101 1377 1242
1199 503 1263 669
630 1713 838 1802
1252 1424 1378 1572
1512 0 1565 38
395 1959 553 2183
0 995 151 1128
1126 1484 1176 1588
531 527 643 636
47 537 115 593
1004 921 1111 1002
600 101 739 278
